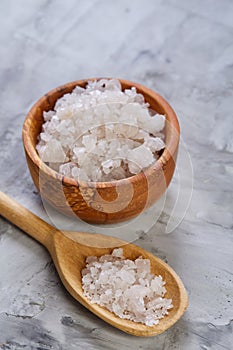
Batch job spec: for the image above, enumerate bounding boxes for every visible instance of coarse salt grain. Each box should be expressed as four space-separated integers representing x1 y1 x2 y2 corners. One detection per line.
81 248 173 326
36 79 166 182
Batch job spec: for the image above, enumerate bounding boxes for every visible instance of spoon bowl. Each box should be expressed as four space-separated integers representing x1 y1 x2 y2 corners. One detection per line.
0 191 188 336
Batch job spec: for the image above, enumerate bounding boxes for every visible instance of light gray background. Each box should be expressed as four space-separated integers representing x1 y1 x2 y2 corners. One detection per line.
0 1 233 349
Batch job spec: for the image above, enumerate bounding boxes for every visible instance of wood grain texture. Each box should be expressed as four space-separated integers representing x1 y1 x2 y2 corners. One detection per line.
0 191 188 337
22 79 180 223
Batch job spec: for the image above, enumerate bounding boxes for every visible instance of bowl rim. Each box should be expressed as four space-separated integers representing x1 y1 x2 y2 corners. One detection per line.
22 78 180 189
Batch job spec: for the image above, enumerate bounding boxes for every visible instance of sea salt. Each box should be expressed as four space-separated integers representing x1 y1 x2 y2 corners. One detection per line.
36 79 165 182
81 248 173 326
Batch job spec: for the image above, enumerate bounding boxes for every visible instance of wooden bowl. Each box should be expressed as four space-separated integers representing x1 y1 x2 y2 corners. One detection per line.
22 79 180 224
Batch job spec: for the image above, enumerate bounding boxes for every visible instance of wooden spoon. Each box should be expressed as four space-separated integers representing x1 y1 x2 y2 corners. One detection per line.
0 191 188 336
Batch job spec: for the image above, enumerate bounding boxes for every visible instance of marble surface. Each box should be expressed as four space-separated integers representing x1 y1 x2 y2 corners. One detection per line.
0 0 233 349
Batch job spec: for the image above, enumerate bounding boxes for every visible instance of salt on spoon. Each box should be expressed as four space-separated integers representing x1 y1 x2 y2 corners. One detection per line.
0 191 188 336
82 248 173 326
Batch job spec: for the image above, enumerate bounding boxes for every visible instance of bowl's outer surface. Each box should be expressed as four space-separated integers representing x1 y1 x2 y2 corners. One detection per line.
23 79 180 224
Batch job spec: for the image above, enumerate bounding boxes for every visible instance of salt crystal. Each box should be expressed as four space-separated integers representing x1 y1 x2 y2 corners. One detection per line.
40 132 51 142
59 162 75 177
142 115 165 136
86 256 98 264
128 161 141 175
72 147 86 165
127 144 154 169
111 248 124 258
103 159 116 175
81 249 173 326
43 110 55 121
145 137 165 152
82 134 97 151
39 139 68 163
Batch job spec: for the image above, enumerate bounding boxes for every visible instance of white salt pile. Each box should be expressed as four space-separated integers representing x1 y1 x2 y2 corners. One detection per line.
36 79 166 182
81 248 173 326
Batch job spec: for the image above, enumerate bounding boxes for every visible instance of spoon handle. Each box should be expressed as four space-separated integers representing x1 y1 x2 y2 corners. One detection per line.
0 191 54 249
